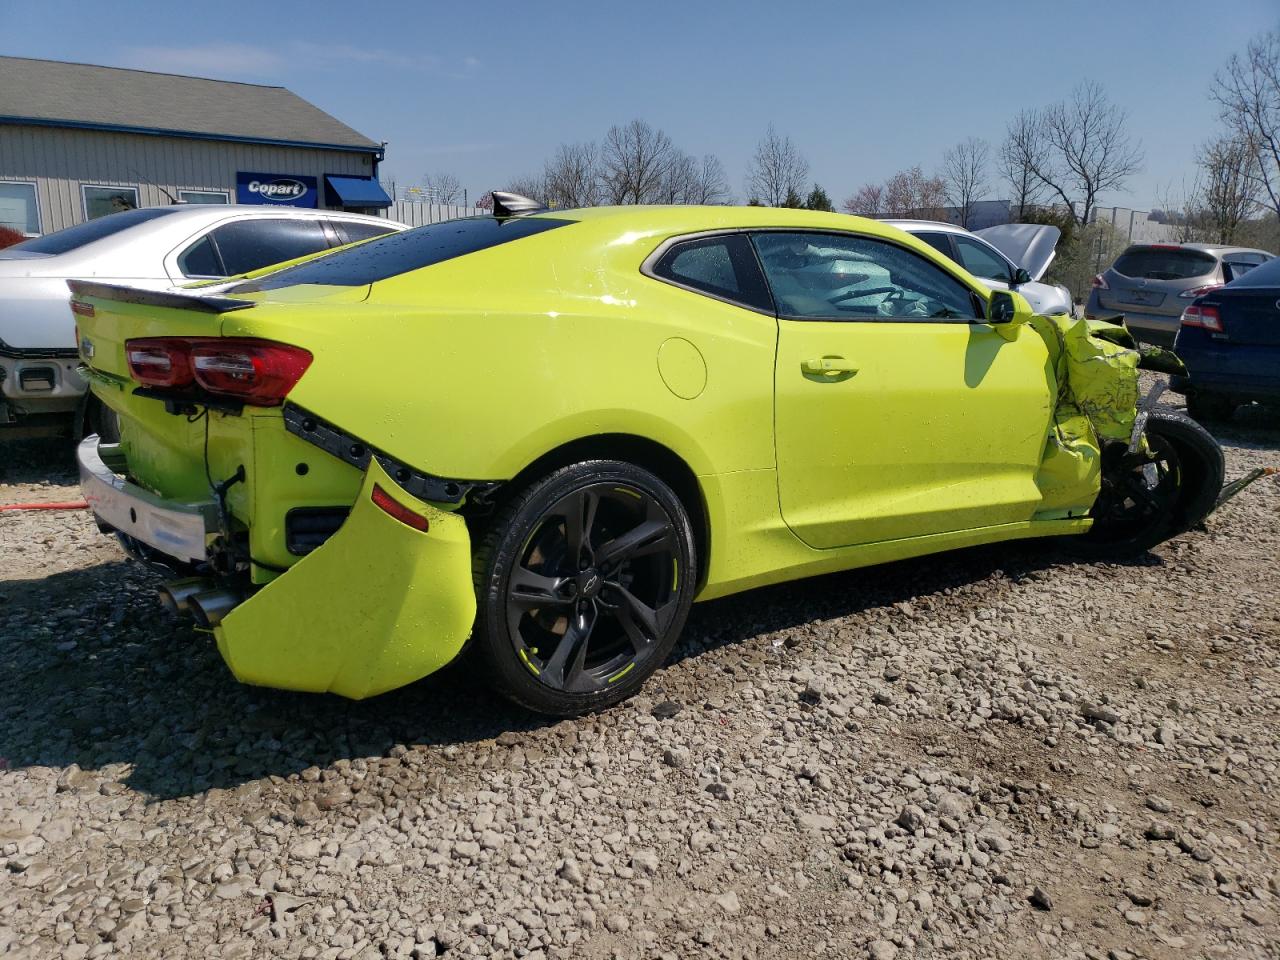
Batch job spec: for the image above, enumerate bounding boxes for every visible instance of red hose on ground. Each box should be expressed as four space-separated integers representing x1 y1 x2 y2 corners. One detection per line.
0 501 89 512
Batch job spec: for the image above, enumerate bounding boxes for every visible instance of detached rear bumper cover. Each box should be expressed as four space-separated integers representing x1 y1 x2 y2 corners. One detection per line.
215 457 476 699
77 435 215 563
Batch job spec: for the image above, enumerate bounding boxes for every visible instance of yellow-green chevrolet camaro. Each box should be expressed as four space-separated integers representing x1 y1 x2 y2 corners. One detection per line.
71 198 1223 715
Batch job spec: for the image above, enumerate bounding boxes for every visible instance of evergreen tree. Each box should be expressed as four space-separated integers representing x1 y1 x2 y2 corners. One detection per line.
805 183 834 211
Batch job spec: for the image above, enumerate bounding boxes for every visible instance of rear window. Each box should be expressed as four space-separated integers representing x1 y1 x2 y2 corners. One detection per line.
1225 255 1280 288
8 207 179 255
1112 246 1216 281
232 216 573 292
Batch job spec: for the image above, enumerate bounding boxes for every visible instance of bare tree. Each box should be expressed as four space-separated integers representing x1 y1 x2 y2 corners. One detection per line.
1000 110 1048 219
1199 134 1262 242
542 141 602 208
422 172 463 205
883 166 948 219
942 137 991 228
745 125 809 207
1034 82 1143 225
1212 29 1280 222
659 151 730 204
842 183 885 217
600 119 678 204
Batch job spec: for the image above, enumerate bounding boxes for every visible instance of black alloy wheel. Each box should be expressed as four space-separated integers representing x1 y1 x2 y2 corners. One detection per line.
1087 434 1182 548
1074 410 1224 557
472 461 696 715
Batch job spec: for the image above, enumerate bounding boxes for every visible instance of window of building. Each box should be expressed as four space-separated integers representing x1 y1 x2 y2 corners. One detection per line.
178 190 230 205
209 218 331 276
0 181 41 235
752 231 981 321
82 185 140 221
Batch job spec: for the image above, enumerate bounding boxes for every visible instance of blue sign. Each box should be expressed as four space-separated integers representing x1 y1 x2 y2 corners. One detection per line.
236 172 317 207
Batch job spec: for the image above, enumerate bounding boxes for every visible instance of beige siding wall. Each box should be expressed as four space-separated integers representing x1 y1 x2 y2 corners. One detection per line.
0 124 378 234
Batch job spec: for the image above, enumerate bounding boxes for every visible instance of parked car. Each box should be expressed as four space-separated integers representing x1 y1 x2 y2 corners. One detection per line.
0 205 407 438
73 201 1223 716
1170 253 1280 421
883 219 1072 315
1086 242 1274 348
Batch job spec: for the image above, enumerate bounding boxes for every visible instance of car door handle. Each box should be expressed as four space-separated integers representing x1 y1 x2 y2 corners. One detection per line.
801 357 859 376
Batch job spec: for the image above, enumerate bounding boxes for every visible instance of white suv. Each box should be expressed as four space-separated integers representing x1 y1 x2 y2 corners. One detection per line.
884 219 1073 317
0 205 407 438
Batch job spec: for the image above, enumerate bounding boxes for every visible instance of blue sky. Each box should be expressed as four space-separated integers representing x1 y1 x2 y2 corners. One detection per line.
4 0 1275 209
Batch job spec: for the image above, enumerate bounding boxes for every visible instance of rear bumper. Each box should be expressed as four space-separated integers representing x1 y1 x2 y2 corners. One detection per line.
1085 295 1180 347
215 457 476 699
82 434 476 700
77 435 216 563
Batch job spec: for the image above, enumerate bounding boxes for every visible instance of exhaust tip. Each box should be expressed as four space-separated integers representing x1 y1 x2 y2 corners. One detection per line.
189 590 240 629
158 577 214 615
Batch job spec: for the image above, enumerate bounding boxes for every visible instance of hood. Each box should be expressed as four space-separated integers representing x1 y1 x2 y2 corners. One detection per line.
974 223 1060 282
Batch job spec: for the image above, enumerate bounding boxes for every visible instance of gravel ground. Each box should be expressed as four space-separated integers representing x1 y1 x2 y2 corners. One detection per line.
1 393 1278 960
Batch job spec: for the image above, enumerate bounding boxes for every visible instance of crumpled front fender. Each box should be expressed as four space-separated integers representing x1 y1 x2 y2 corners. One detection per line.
215 458 476 699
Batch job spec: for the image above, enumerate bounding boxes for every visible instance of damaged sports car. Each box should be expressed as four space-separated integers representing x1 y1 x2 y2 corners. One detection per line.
72 198 1225 715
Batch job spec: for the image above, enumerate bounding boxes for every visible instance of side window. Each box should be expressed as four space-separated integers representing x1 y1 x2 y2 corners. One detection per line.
650 234 773 312
177 235 223 277
752 231 981 322
914 232 954 260
209 219 330 276
333 220 398 245
953 236 1013 283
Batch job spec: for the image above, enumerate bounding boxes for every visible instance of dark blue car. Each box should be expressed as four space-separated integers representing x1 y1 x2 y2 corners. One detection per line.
1171 254 1280 421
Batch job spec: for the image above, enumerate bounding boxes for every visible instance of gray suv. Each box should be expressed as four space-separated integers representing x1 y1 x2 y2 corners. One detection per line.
1086 243 1273 346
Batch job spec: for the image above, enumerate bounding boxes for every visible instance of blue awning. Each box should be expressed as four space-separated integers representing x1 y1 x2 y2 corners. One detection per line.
324 175 392 208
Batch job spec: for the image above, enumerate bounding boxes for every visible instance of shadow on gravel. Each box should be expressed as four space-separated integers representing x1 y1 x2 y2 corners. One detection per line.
0 438 77 486
0 534 1160 799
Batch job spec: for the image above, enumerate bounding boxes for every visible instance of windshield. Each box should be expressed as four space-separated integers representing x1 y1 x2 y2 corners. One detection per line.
231 216 574 292
5 208 180 256
1225 255 1280 288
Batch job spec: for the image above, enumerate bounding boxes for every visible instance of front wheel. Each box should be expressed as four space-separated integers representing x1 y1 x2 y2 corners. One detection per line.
471 460 697 716
1074 410 1224 557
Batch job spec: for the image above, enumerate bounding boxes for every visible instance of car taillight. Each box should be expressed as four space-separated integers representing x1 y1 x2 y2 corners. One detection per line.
123 337 312 405
190 340 312 406
1092 274 1108 289
371 484 430 532
1180 304 1223 332
126 339 195 388
1178 283 1223 299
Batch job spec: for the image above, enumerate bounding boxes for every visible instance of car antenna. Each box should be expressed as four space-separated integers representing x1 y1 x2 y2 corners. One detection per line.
128 168 181 205
490 191 545 218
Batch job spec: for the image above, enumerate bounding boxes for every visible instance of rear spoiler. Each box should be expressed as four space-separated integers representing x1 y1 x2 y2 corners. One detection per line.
66 280 255 314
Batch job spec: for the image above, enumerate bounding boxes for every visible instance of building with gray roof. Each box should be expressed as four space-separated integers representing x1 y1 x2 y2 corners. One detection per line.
0 56 392 236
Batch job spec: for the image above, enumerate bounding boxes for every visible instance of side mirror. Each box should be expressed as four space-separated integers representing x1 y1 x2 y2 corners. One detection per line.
990 290 1018 323
1012 267 1032 288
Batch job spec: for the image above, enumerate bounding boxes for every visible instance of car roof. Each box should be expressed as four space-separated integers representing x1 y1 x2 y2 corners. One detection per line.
530 204 899 239
1124 241 1271 257
148 204 407 227
879 218 968 234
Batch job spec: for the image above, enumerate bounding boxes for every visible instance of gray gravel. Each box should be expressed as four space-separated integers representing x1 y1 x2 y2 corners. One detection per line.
1 396 1278 959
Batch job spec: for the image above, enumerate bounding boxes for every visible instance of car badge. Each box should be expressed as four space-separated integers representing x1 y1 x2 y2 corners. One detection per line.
1275 299 1280 311
80 337 95 359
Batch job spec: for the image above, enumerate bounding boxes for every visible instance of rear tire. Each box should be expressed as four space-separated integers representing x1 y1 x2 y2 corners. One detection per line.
471 460 697 716
1071 409 1224 558
1185 392 1235 423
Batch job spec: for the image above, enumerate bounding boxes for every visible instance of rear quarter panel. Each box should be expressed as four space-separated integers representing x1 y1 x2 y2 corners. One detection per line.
219 221 780 483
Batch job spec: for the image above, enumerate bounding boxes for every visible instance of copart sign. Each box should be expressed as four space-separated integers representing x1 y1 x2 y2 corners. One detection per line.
236 172 318 207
